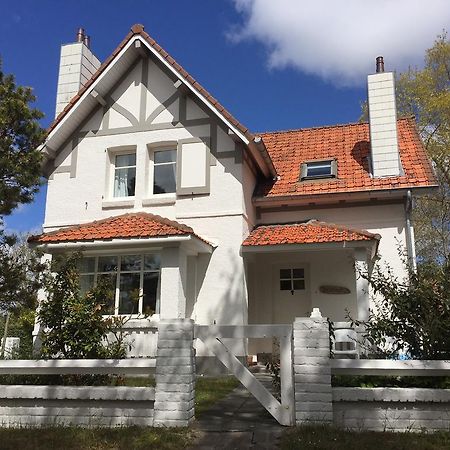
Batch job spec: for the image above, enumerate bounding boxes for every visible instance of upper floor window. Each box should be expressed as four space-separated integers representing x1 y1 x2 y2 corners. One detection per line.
153 149 177 194
300 159 337 181
79 254 160 316
113 153 136 197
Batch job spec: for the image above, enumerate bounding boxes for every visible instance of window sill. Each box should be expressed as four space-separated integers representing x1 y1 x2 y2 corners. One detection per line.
102 199 135 209
142 195 176 207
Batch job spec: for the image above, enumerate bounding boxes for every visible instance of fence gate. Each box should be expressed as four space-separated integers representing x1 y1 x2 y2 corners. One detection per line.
194 324 294 426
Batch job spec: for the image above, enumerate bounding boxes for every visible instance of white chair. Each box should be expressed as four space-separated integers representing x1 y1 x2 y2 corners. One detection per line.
332 323 359 358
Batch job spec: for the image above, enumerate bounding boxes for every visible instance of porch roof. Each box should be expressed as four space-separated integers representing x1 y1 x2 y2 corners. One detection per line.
242 220 380 248
28 212 212 248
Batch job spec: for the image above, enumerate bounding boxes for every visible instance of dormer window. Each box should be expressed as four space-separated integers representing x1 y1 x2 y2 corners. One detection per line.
300 159 337 181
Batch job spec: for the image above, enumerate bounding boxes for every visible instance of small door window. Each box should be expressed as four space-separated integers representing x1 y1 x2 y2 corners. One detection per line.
280 268 305 292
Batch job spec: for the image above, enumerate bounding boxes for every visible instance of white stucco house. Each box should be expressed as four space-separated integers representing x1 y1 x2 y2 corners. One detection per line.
30 25 436 367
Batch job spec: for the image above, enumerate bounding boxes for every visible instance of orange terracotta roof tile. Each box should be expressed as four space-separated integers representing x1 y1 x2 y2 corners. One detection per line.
255 117 437 199
242 221 380 246
28 212 206 244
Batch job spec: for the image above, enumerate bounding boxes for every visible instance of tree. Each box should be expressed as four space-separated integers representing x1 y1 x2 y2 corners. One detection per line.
0 59 46 342
354 258 450 360
38 253 127 359
396 34 450 266
0 59 45 217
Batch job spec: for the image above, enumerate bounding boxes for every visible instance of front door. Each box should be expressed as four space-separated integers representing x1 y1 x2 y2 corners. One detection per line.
272 265 310 323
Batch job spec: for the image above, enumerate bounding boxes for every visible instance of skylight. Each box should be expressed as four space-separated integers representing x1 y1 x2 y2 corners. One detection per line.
300 160 337 181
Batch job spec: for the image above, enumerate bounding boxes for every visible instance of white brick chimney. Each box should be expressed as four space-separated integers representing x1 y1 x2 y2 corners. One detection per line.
367 56 401 177
55 28 101 118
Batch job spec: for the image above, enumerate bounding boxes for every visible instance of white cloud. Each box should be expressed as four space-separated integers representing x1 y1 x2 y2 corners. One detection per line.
229 0 450 86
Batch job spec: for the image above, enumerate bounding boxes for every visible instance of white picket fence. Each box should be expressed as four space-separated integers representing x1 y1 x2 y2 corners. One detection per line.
0 358 156 427
330 357 450 432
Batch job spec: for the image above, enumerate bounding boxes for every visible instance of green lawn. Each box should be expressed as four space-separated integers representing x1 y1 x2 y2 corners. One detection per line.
195 376 240 416
281 425 450 450
0 376 239 450
0 427 193 450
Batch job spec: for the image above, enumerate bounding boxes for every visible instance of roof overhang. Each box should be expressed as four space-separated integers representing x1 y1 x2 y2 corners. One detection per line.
33 234 213 256
242 239 379 260
253 185 439 209
42 30 276 179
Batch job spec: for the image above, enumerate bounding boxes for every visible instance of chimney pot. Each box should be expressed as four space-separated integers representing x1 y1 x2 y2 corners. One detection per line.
76 27 85 43
83 35 91 48
376 56 385 73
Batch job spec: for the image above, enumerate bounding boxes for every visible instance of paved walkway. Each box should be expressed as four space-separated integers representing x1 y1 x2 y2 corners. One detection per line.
190 374 285 450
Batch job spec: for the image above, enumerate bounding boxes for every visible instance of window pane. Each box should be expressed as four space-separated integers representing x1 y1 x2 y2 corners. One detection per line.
114 167 136 197
293 279 305 290
154 164 176 194
143 272 159 315
280 280 291 290
78 257 95 274
121 255 141 272
118 273 140 315
80 274 95 295
115 153 136 167
144 254 161 271
280 269 291 279
154 150 176 164
97 273 116 315
98 256 118 272
306 161 332 177
293 268 304 279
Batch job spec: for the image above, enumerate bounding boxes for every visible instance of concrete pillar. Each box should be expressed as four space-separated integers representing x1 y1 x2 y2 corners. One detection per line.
354 248 370 321
153 319 195 427
293 314 333 425
159 247 188 319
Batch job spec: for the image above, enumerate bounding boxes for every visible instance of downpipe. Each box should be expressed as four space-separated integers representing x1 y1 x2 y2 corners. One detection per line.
405 190 417 270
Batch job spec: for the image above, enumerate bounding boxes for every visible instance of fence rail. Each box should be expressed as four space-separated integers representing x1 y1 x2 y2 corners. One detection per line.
0 358 156 376
331 359 450 376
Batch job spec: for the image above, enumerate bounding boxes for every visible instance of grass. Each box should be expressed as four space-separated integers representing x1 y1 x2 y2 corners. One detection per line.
0 426 194 450
195 375 240 416
281 425 450 450
0 376 239 449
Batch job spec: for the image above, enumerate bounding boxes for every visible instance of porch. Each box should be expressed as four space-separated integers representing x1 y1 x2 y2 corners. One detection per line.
242 221 379 358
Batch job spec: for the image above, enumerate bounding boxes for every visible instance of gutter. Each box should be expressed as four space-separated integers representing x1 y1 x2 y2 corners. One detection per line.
33 235 213 254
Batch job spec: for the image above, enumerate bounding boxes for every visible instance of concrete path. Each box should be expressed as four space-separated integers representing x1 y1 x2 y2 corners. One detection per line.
190 374 285 450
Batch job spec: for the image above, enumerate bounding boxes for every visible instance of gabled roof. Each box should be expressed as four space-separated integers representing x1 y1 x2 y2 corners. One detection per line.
255 117 437 201
28 212 208 244
45 24 276 177
242 220 380 247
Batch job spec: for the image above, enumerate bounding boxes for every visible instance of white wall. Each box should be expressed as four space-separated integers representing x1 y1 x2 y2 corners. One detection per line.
258 204 409 285
44 51 258 358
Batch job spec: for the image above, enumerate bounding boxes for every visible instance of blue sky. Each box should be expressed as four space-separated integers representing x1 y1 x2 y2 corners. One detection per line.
1 0 448 234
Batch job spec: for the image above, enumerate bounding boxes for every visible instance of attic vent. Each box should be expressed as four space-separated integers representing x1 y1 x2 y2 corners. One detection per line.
300 160 337 181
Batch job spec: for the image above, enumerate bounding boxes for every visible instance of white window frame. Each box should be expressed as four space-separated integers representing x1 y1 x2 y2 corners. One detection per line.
79 253 161 317
147 142 178 199
105 145 137 201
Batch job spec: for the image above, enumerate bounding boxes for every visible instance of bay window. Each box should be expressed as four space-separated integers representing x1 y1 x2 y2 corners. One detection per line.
79 254 160 315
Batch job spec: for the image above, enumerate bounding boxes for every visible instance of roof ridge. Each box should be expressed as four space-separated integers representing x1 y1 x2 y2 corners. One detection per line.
310 220 381 240
256 116 415 136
